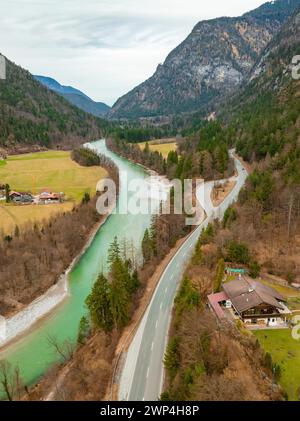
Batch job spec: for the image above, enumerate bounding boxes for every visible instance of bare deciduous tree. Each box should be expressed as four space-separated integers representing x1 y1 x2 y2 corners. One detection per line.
0 360 23 401
47 335 75 363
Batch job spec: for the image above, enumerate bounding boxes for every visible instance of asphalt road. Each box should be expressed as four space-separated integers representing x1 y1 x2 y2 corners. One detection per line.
119 151 248 401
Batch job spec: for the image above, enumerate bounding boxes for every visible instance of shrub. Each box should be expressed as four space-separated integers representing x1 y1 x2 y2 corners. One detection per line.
249 261 261 278
226 241 250 265
223 206 237 228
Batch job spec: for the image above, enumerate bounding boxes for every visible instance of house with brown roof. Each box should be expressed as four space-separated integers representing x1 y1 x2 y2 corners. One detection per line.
9 191 22 200
9 191 33 204
38 190 62 204
208 277 291 328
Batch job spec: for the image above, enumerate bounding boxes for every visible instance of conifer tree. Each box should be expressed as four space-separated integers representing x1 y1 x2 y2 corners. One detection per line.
86 273 113 332
214 258 225 293
129 269 140 294
192 237 203 265
109 267 130 328
77 315 90 345
142 229 153 263
108 236 121 267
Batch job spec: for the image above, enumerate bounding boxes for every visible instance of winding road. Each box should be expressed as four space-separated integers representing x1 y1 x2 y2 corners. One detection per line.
119 150 248 401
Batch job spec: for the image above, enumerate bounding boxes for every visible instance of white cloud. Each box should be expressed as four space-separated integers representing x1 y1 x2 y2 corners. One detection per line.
0 0 266 105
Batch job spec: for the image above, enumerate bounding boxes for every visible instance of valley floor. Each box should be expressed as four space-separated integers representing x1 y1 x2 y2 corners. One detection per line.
0 150 107 234
138 139 177 158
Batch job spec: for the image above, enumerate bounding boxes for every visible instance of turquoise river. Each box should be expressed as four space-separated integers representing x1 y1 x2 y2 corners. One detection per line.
0 139 159 387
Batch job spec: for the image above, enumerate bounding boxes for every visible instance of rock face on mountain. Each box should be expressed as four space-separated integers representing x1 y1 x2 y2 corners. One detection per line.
250 6 300 85
110 0 300 119
221 5 300 162
35 76 111 117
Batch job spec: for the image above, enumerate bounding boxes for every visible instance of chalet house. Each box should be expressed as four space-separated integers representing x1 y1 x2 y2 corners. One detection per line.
10 191 33 203
9 191 22 201
208 277 291 328
39 190 62 204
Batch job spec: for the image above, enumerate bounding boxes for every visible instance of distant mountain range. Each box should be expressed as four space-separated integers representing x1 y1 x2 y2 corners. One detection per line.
35 76 111 117
110 0 300 119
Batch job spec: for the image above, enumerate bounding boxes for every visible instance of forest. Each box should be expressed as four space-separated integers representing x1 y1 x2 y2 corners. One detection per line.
107 121 234 182
111 125 176 143
0 58 112 151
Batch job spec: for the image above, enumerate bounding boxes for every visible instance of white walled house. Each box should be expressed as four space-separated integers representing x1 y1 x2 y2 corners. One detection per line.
223 278 291 327
208 277 291 328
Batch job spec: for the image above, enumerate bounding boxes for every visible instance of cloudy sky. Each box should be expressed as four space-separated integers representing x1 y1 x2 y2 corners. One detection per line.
0 0 267 105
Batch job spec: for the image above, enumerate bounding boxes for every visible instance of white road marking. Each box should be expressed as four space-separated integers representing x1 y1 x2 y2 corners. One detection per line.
170 274 174 280
155 320 158 328
160 303 163 310
189 244 193 249
151 341 154 351
146 367 150 379
117 153 247 401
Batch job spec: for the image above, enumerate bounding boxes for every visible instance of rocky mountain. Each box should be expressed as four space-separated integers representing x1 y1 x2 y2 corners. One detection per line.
35 75 110 117
0 57 109 151
249 5 300 85
227 4 300 113
221 5 300 161
110 0 300 119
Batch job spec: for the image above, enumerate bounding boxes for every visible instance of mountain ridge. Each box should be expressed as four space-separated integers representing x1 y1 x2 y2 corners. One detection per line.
218 5 300 162
0 57 109 152
110 0 300 119
35 75 110 117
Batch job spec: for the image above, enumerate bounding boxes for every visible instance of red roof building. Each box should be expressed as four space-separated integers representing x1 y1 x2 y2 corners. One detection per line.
207 291 228 319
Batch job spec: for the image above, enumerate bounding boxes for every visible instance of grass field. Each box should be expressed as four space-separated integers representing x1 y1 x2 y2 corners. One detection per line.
260 279 300 311
3 151 107 201
261 279 300 299
0 202 74 235
0 151 107 234
288 297 300 311
254 329 300 400
138 139 177 158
